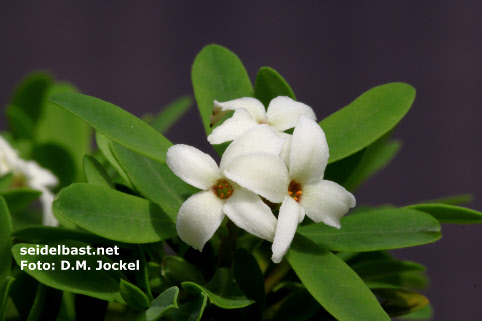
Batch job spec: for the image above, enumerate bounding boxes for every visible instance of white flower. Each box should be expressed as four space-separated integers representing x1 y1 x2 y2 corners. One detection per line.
0 136 59 226
224 115 356 263
207 96 317 145
166 125 286 251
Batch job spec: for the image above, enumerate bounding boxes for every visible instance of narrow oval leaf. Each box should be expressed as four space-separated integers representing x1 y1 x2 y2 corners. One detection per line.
165 292 206 321
120 279 150 310
11 241 125 302
27 284 62 321
406 204 482 224
254 67 296 108
398 304 432 320
95 132 132 187
50 92 172 163
83 155 114 188
110 141 197 220
5 104 35 140
53 183 176 243
192 44 253 135
0 197 12 282
0 276 15 321
320 83 415 163
0 188 41 213
32 143 77 188
350 259 426 281
287 234 390 321
0 173 14 192
146 286 179 321
151 96 193 134
163 256 206 286
182 268 254 309
372 288 429 317
298 208 441 252
419 194 473 206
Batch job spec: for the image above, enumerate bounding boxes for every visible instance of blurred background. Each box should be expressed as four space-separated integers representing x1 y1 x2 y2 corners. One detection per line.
0 1 480 320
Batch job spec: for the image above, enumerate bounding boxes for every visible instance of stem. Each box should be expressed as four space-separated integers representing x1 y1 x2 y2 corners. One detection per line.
217 220 239 268
264 259 291 294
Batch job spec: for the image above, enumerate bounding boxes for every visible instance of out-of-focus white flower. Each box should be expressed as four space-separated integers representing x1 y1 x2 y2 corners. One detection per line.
0 136 58 226
207 96 316 145
224 116 356 263
166 125 286 251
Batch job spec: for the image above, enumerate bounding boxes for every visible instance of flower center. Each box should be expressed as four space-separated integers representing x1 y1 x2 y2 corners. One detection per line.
288 180 302 202
212 179 233 200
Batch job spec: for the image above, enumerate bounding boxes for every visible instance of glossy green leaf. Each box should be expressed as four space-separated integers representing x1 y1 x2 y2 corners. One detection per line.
146 286 179 321
254 67 296 108
365 272 428 291
134 246 153 302
0 174 14 192
95 132 132 186
192 44 253 135
320 83 415 163
0 197 12 282
165 292 207 321
233 249 265 319
271 288 320 321
406 203 482 224
298 208 441 252
83 155 114 188
35 82 91 181
420 194 473 206
11 241 126 302
343 138 401 191
287 234 390 321
120 279 150 311
372 288 428 317
32 143 76 189
0 188 41 213
110 141 197 220
182 268 254 309
0 276 15 321
27 284 62 321
323 148 366 187
53 183 176 243
151 96 193 134
398 304 432 320
351 259 425 281
5 104 35 139
163 256 205 286
50 92 172 163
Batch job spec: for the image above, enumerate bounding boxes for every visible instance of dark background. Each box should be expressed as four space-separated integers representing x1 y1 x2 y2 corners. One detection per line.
1 1 480 320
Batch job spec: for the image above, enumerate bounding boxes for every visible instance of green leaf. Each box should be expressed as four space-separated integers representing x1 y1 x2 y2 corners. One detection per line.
343 138 401 191
53 183 176 243
150 96 193 134
50 92 172 163
11 240 126 302
5 105 35 139
27 284 62 321
419 194 473 206
95 132 132 186
287 234 390 321
271 288 320 321
0 277 15 321
351 259 425 282
320 83 415 163
0 188 41 213
398 304 432 320
163 256 206 286
83 155 114 188
35 82 91 181
0 197 12 282
192 44 253 135
145 286 179 321
406 203 482 224
323 148 366 187
165 292 207 321
31 143 76 189
8 272 38 320
110 141 197 220
182 268 254 309
372 288 429 317
254 67 296 107
0 174 14 192
120 279 150 311
298 208 441 252
233 249 265 319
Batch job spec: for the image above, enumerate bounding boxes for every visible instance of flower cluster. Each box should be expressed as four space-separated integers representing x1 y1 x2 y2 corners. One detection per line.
167 97 355 263
0 136 59 226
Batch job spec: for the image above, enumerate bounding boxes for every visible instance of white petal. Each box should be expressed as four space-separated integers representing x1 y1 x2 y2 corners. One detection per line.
176 190 225 251
39 188 59 227
224 152 289 203
224 188 277 241
289 115 329 184
219 124 286 172
212 98 266 125
166 145 220 190
278 132 292 168
271 196 303 263
24 161 58 189
0 136 20 168
266 96 317 131
207 108 259 145
301 179 356 228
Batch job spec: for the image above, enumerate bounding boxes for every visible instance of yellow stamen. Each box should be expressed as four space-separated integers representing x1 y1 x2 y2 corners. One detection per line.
293 197 298 201
296 191 302 195
288 191 292 195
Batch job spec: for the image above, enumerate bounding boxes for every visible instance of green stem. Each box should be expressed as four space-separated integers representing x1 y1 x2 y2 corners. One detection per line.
217 220 239 268
264 259 291 294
